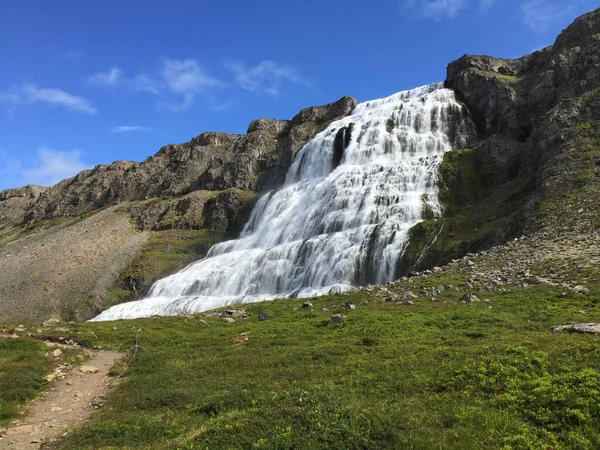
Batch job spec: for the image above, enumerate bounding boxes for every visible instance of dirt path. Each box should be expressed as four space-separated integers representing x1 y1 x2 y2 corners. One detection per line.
0 348 124 449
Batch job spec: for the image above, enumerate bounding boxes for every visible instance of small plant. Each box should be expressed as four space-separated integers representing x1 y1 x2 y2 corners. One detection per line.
577 122 592 133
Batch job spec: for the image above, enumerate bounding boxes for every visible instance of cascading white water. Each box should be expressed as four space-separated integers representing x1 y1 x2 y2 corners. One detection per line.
93 83 476 321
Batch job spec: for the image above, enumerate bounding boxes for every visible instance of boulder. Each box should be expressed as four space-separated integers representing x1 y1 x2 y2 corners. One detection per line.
328 314 346 326
552 323 600 334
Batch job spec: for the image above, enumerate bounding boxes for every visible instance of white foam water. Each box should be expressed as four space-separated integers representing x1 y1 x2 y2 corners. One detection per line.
93 83 476 321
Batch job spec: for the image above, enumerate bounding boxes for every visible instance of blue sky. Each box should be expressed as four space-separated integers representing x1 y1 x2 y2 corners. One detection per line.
0 0 597 190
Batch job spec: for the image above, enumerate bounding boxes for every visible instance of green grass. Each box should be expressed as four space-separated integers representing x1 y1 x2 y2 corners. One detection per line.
0 338 79 425
28 279 600 449
117 228 230 294
577 122 592 133
498 74 518 83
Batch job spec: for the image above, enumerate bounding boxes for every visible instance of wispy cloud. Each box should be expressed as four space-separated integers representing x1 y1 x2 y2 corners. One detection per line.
132 73 161 94
111 125 153 133
520 0 576 33
0 84 97 115
87 67 123 87
87 59 222 111
0 147 89 189
225 60 305 96
160 58 222 110
22 148 89 186
402 0 496 19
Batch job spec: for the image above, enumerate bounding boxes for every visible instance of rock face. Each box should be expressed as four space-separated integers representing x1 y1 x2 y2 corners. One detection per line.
446 8 600 198
400 8 600 273
0 95 357 231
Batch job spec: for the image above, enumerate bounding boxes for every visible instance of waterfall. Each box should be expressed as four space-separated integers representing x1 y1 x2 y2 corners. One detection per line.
93 83 476 321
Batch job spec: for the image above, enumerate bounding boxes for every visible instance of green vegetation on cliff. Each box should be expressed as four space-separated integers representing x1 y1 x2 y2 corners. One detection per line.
117 228 230 295
398 146 535 275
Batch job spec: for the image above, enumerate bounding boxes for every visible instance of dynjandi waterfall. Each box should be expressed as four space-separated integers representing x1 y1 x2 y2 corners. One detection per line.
94 83 476 321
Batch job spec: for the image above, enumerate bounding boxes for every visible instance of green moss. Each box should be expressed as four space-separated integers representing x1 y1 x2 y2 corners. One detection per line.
577 122 592 133
485 71 519 83
398 144 537 274
498 74 518 83
226 188 258 201
117 229 230 296
438 148 492 214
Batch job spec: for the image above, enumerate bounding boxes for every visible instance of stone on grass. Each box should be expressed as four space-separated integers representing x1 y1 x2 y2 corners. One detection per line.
574 285 590 294
552 323 600 334
328 314 346 326
258 312 268 321
460 294 480 303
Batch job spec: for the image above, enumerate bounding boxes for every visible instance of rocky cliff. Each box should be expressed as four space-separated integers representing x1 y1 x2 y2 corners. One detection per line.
400 8 600 272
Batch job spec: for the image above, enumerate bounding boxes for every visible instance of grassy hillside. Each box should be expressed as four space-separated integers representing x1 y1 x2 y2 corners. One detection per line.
3 266 596 449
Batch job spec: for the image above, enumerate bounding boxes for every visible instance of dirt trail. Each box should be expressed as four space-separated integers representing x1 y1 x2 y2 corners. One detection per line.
0 347 124 449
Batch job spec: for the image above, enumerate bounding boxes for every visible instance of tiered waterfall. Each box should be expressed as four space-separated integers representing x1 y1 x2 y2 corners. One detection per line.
93 83 476 321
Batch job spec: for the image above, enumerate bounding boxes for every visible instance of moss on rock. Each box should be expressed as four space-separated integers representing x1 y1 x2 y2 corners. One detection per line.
398 145 537 275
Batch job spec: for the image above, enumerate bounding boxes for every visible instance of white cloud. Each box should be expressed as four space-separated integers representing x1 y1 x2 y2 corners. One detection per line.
160 59 221 110
0 147 89 189
132 73 161 94
0 84 97 115
225 60 305 96
87 67 123 87
22 148 89 186
111 125 153 133
521 0 575 33
87 59 221 111
403 0 467 20
86 57 309 110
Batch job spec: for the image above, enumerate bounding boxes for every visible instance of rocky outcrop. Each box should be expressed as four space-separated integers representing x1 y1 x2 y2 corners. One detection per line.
446 8 600 143
0 96 357 231
446 8 600 178
0 185 47 229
